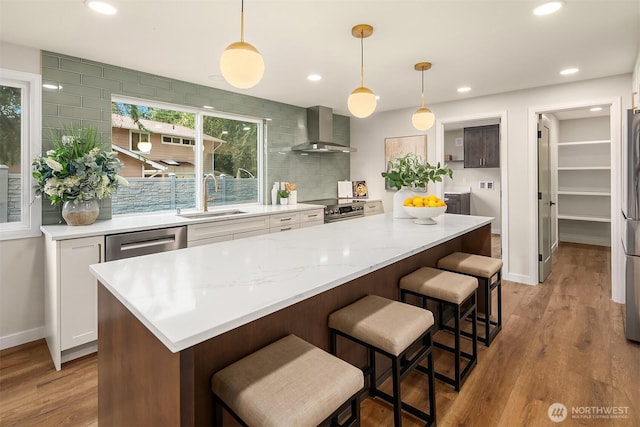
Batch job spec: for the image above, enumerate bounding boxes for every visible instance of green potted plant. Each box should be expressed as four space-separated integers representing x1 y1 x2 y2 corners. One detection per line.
32 126 128 225
278 189 290 205
381 153 453 218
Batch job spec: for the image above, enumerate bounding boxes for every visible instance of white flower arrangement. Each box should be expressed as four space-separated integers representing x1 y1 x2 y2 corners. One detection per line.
32 126 128 206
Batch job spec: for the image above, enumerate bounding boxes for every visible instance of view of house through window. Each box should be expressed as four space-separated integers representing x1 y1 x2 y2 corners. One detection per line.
110 100 260 215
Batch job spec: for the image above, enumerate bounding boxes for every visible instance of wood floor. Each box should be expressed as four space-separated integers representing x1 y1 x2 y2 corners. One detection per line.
1 243 638 426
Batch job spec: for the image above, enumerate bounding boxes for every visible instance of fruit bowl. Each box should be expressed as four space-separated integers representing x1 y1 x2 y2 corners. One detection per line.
402 205 447 225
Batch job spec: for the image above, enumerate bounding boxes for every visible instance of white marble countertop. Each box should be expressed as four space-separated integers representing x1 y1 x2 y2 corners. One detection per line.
90 212 492 353
41 203 324 240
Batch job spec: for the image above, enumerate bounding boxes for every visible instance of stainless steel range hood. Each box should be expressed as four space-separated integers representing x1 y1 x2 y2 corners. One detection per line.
271 106 356 153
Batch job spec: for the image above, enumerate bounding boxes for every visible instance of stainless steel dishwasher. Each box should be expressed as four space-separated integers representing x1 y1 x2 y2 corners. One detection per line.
105 226 187 261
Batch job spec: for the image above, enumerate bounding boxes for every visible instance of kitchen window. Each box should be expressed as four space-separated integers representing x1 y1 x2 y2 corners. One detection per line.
130 131 150 151
111 97 263 215
0 68 41 240
162 135 195 146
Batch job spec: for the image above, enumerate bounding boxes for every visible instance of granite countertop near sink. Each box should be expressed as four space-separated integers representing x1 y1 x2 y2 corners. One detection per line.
41 203 324 240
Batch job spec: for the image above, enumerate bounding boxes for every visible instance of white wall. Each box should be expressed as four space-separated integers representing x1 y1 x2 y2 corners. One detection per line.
0 42 45 349
350 74 631 286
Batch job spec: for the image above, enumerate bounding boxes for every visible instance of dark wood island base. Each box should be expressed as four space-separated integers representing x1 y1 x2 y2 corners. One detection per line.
98 224 491 426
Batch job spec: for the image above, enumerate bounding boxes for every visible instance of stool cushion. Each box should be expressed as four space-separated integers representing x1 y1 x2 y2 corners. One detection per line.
437 252 503 278
329 295 434 356
400 267 478 304
211 334 363 427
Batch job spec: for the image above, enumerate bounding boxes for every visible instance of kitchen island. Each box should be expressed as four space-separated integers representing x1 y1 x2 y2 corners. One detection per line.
91 212 493 426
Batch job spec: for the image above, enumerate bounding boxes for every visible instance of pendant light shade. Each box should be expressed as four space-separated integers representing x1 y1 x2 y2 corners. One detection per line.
412 107 435 131
412 62 434 131
137 141 152 153
348 24 376 118
220 0 264 89
348 86 377 118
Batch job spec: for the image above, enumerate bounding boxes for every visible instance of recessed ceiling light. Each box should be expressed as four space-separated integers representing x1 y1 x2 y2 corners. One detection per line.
307 74 322 82
560 67 579 75
457 86 471 93
375 95 380 100
203 105 214 109
533 1 564 16
84 0 117 15
42 83 60 90
590 107 603 112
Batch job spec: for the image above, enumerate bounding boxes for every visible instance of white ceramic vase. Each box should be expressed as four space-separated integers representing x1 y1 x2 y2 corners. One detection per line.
280 198 289 205
393 186 414 219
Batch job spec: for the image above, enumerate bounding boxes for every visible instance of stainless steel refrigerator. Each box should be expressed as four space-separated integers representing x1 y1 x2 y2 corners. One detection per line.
623 109 640 342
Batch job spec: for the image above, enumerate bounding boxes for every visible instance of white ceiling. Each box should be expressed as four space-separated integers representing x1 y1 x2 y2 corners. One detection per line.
1 0 638 116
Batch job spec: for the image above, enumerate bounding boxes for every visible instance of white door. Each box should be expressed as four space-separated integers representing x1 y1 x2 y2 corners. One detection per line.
538 115 552 282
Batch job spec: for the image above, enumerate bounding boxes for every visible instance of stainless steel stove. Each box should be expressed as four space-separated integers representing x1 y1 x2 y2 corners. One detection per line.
304 198 366 223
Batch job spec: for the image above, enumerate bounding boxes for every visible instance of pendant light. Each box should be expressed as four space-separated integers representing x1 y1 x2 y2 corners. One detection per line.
412 62 435 131
220 0 264 89
348 24 377 118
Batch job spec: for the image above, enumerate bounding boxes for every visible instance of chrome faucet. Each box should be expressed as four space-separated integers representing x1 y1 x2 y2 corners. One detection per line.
203 173 219 212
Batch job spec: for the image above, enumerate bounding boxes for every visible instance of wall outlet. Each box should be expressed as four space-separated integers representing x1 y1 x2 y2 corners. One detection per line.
479 181 486 189
487 181 494 190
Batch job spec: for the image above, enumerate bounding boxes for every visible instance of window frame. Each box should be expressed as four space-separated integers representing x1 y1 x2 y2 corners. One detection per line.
111 95 264 214
129 130 150 151
0 68 42 241
161 135 195 147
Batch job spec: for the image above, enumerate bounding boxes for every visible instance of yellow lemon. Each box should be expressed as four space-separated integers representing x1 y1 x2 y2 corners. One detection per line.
404 197 414 204
427 200 438 207
403 199 413 206
427 194 436 200
412 196 423 204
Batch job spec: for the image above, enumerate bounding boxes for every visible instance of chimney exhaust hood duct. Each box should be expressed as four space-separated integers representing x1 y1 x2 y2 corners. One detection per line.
271 106 356 153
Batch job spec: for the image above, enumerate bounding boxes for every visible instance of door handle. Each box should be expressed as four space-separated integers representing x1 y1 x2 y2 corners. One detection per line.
550 201 556 206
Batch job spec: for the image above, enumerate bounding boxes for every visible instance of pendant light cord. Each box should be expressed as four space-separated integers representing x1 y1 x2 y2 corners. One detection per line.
360 29 364 88
240 0 245 43
420 68 425 108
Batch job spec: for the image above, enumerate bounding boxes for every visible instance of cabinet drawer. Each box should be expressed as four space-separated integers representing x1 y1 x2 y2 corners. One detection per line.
270 223 300 233
188 216 270 242
300 209 324 223
269 212 300 227
187 234 233 247
364 201 384 216
300 220 324 229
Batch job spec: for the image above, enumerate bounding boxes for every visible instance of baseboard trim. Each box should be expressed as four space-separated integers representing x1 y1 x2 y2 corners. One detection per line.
504 272 536 286
0 326 45 350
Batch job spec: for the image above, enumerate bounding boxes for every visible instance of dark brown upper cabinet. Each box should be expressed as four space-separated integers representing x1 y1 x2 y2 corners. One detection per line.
464 124 500 168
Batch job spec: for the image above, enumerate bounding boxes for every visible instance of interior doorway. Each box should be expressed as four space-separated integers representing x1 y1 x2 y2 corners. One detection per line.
530 99 623 298
436 111 508 265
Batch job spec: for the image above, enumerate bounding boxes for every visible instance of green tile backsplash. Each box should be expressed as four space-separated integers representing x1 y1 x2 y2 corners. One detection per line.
41 51 350 224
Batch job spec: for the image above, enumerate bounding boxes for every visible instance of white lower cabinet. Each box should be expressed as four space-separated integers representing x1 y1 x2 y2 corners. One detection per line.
45 235 103 371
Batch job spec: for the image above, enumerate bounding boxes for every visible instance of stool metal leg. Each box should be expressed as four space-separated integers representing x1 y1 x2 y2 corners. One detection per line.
391 357 402 427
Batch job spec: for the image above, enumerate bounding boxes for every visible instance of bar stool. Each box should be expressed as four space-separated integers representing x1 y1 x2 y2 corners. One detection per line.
211 334 364 427
328 295 436 427
437 252 503 346
399 267 478 391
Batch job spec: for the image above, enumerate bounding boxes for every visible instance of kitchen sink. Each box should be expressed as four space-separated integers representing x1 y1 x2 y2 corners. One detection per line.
177 209 248 219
